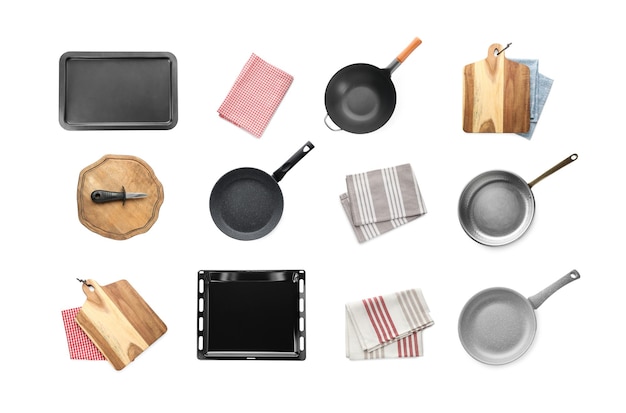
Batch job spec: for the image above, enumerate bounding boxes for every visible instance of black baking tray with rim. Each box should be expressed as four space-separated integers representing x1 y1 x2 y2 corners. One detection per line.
197 270 306 360
59 51 178 130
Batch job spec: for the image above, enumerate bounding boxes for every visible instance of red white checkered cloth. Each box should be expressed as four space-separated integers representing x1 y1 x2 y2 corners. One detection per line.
218 53 294 138
61 307 105 361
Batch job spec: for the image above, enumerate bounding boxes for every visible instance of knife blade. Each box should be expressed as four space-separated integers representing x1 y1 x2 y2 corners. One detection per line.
91 186 147 205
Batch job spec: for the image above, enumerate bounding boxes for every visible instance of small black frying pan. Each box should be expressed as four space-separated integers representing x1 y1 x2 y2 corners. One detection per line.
209 142 314 240
324 37 422 134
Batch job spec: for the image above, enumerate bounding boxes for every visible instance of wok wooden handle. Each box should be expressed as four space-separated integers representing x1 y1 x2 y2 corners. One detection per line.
397 37 422 62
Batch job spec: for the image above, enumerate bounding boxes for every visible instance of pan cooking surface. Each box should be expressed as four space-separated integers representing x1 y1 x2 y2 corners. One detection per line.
459 171 535 246
210 168 283 240
343 85 381 121
325 64 396 133
459 287 536 365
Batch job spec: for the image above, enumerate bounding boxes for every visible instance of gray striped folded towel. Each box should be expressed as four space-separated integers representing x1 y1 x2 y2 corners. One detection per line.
340 163 427 242
346 288 434 360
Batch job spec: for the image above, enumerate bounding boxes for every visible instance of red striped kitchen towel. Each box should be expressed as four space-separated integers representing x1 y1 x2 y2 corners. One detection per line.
217 53 294 138
346 288 434 360
61 307 105 361
340 164 427 242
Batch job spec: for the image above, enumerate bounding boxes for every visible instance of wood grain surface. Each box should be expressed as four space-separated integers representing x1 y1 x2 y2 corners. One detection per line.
75 279 167 371
77 155 164 240
463 44 530 133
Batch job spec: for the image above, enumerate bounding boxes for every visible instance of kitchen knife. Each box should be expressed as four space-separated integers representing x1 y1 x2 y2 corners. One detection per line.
91 186 147 205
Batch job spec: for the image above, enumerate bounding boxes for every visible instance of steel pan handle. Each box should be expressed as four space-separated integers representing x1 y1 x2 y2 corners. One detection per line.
528 153 578 188
528 269 581 310
272 141 315 182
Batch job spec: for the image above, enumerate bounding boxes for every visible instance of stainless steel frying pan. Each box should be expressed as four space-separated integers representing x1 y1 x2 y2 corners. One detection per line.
458 154 578 246
458 269 580 365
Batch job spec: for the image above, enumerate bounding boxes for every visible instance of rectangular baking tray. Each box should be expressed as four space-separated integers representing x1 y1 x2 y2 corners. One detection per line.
59 52 178 130
197 270 306 360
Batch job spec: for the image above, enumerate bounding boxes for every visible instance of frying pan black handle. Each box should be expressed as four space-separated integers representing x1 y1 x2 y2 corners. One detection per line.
272 141 315 182
527 269 581 310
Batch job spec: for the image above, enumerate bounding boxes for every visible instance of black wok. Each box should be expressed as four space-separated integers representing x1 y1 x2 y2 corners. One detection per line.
324 37 422 134
458 154 578 246
210 142 314 240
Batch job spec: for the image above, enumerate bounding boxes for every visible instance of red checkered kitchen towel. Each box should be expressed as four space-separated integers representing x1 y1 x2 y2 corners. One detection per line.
61 307 105 361
218 53 294 138
346 289 434 360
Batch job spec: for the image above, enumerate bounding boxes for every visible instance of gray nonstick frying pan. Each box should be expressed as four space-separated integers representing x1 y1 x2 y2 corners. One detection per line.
458 269 580 365
209 141 314 240
458 154 578 246
324 37 422 134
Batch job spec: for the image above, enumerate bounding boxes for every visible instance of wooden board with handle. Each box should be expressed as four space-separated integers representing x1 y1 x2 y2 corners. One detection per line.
463 43 530 133
75 279 167 371
77 154 164 240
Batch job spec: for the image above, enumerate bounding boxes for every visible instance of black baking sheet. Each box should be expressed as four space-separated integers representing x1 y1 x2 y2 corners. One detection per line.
197 270 306 360
59 52 178 130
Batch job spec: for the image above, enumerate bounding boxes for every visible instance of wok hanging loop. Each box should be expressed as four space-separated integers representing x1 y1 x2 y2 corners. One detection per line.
528 153 578 188
323 114 342 132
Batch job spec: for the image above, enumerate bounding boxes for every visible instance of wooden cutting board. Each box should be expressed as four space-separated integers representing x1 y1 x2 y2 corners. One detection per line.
75 279 167 371
463 44 530 133
77 155 164 240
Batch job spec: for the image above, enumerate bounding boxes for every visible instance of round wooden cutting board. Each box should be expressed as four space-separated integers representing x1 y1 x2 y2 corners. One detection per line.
77 155 164 240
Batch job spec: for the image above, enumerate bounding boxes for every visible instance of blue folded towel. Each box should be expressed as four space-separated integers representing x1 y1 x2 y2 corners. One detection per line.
511 59 554 139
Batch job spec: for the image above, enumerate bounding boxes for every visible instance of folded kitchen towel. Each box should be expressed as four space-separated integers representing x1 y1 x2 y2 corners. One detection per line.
61 307 105 361
340 163 427 242
511 58 554 139
218 53 294 138
517 73 553 139
346 288 434 360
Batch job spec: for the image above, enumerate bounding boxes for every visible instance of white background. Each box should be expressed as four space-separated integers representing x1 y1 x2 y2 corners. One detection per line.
2 0 624 411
